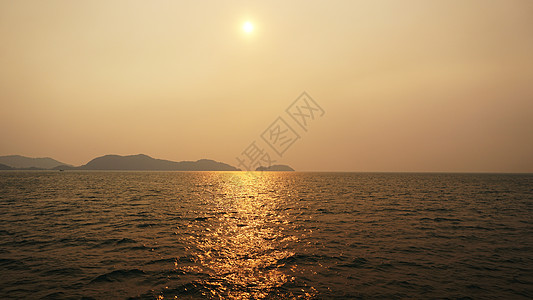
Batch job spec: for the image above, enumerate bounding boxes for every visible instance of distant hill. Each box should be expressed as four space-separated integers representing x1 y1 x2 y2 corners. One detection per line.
0 153 258 171
0 155 71 169
0 163 13 170
79 154 240 171
256 165 295 171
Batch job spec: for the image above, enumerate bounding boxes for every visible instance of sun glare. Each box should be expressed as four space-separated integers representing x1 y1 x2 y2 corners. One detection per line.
243 21 254 33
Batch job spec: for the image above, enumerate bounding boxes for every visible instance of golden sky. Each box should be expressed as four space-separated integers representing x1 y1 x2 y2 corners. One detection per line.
1 0 532 172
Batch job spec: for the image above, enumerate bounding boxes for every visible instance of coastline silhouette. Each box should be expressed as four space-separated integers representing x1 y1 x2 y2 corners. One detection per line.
0 154 295 171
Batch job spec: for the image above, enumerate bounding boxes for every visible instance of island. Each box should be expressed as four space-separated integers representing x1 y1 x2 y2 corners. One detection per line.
255 165 295 171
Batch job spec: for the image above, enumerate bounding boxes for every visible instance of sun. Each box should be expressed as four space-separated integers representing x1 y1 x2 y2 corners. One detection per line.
242 21 254 33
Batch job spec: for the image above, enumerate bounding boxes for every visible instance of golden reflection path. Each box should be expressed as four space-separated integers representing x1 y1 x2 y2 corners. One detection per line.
176 172 315 299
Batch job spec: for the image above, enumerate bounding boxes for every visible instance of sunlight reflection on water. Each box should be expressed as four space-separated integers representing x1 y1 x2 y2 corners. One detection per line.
177 172 314 299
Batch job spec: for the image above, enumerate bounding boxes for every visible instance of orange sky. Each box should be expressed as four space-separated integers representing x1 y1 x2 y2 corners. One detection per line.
1 0 532 172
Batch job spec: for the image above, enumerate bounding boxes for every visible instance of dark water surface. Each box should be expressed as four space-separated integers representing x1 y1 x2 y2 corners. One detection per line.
0 172 532 299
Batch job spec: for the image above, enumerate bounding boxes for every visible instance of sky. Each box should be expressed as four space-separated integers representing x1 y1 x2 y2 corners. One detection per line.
1 0 532 172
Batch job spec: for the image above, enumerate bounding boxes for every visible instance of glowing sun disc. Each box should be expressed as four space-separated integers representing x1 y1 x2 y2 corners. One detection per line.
243 21 254 33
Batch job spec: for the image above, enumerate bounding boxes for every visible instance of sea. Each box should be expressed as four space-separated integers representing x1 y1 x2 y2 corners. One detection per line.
0 171 531 299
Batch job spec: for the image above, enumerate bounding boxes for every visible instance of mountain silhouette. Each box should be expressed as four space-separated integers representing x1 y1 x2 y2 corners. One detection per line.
256 165 295 171
0 155 71 169
79 154 240 171
0 154 296 171
0 163 13 170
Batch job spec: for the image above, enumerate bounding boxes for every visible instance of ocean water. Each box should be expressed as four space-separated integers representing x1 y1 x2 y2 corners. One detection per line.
0 172 532 299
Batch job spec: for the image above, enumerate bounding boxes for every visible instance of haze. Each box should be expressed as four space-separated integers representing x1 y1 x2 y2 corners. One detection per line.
1 0 532 172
